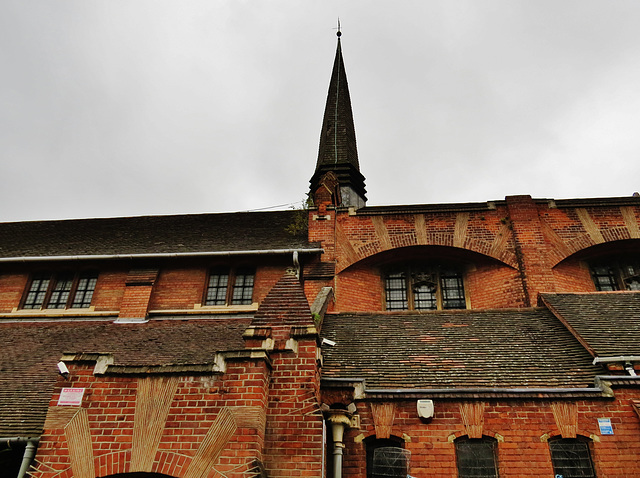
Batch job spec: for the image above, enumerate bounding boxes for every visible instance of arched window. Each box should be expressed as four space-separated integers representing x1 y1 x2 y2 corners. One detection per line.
365 436 407 478
548 437 596 478
455 436 498 478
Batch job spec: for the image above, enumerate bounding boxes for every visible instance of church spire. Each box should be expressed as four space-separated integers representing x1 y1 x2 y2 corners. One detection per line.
310 27 367 209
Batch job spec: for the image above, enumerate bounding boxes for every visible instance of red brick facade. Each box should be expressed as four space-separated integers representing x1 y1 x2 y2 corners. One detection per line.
2 35 640 478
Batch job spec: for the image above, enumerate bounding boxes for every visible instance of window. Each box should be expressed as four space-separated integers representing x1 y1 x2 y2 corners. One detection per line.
590 258 640 291
384 265 466 310
22 272 98 310
365 438 407 478
204 267 255 306
549 438 596 478
455 437 498 478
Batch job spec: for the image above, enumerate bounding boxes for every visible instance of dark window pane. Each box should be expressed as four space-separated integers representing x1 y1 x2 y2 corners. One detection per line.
231 269 255 305
205 271 229 305
385 272 408 310
47 275 74 309
441 270 466 309
549 439 595 478
365 440 405 478
456 439 498 478
414 282 437 310
591 265 618 291
71 273 98 308
23 276 50 309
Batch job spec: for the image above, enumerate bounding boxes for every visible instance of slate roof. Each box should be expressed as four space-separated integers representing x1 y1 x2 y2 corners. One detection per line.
0 317 249 437
310 35 367 202
0 210 317 259
320 309 602 390
541 292 640 357
251 271 313 327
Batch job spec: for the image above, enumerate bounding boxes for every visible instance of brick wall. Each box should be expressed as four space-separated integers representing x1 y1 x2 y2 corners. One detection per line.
306 198 640 310
31 358 272 478
263 338 324 478
336 393 640 478
0 272 28 312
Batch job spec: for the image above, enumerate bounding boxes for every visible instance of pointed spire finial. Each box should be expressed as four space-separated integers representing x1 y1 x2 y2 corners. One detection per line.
310 22 367 209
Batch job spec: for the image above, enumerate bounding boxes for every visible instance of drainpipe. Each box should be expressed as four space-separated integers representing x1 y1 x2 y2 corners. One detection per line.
326 411 352 478
0 437 40 478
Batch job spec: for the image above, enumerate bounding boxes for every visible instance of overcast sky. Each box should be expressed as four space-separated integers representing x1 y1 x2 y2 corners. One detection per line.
2 1 640 222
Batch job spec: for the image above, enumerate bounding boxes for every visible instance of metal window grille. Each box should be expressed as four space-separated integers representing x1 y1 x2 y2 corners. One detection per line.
372 447 410 478
455 439 498 478
590 265 618 291
441 270 466 309
385 267 465 311
549 439 595 478
385 272 408 310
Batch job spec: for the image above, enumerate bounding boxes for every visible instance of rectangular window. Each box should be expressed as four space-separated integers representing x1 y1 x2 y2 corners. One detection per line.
590 265 618 291
384 266 466 311
204 267 255 306
455 438 498 478
549 439 595 478
590 258 640 291
231 268 255 305
385 272 408 310
22 272 98 310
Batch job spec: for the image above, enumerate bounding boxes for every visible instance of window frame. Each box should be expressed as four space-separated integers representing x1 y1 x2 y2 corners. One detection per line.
203 266 255 307
383 264 467 311
590 257 640 291
454 436 499 478
364 436 406 478
21 271 98 310
548 437 596 478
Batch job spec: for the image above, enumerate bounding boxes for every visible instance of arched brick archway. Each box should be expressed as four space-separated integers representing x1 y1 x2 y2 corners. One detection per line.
102 474 177 478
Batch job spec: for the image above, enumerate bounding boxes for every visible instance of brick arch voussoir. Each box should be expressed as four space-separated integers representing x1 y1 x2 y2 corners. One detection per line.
94 450 133 477
448 429 503 442
540 428 599 442
550 231 636 267
339 238 516 273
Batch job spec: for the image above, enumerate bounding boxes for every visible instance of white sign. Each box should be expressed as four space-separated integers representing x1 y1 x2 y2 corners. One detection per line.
58 388 85 406
597 418 614 435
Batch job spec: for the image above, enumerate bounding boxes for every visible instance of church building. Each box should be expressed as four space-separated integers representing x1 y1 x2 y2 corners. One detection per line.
1 32 640 478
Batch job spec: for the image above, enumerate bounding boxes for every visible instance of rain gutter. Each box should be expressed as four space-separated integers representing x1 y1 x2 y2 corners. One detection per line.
0 437 40 478
592 356 640 365
0 248 324 263
321 378 609 398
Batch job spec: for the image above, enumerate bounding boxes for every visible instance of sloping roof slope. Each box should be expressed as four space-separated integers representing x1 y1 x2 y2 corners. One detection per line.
252 271 313 327
320 309 601 390
541 292 640 357
0 317 249 436
0 210 315 259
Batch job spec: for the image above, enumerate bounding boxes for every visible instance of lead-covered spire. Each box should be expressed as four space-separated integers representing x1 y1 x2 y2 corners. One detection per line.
310 28 366 209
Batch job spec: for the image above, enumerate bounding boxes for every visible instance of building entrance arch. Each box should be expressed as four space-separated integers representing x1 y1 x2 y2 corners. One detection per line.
101 473 177 478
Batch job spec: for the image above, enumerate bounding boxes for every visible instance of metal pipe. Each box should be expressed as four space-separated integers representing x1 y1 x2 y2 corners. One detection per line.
0 248 324 263
593 356 640 365
326 412 351 478
18 440 37 478
0 437 40 478
363 386 604 394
